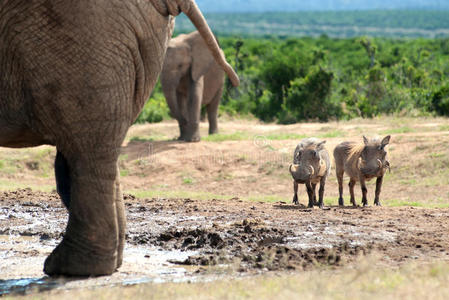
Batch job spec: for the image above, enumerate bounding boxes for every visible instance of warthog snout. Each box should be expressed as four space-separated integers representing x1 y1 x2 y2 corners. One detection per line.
290 164 315 181
359 157 384 176
289 163 313 182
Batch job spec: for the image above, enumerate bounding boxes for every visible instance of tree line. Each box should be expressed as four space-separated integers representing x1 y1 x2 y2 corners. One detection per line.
136 35 449 124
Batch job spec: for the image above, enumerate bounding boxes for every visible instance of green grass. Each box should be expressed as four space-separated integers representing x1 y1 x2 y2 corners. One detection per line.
265 133 308 140
182 176 195 185
386 199 449 208
0 179 54 193
204 132 312 142
120 169 129 177
318 130 346 138
202 131 251 142
129 135 167 142
382 126 415 135
127 188 449 209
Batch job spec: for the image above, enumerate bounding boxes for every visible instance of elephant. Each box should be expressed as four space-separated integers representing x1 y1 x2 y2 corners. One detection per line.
161 31 225 142
0 0 239 277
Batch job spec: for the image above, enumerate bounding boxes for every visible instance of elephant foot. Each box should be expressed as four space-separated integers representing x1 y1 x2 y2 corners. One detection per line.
44 237 117 277
208 128 218 135
183 134 201 142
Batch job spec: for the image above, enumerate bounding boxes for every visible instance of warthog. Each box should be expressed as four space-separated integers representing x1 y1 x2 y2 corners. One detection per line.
334 135 391 207
289 138 331 208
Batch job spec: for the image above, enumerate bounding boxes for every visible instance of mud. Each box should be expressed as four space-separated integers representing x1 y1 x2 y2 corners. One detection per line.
1 189 449 296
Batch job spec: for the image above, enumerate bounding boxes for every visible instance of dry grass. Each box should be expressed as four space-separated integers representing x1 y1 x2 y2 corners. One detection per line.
8 258 449 300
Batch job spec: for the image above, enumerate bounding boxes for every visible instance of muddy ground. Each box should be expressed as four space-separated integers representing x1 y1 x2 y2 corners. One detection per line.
1 188 449 296
1 118 449 296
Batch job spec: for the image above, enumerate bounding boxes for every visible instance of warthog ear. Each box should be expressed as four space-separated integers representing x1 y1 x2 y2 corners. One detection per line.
317 140 326 150
381 135 391 148
363 136 369 145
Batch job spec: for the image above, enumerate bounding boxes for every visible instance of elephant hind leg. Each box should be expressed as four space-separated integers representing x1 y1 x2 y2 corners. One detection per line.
207 86 223 135
44 151 121 276
200 105 207 122
55 150 71 209
115 165 125 269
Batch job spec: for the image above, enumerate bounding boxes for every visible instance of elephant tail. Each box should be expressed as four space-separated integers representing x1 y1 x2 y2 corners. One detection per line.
178 1 240 87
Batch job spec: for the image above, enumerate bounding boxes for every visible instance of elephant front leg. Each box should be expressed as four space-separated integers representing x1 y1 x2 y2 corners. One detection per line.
185 77 204 142
44 152 121 276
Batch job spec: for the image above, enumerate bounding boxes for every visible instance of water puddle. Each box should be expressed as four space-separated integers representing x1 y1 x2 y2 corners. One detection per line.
0 234 200 296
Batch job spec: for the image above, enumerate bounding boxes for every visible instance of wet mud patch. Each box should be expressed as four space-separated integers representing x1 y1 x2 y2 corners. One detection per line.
135 221 369 271
1 189 449 295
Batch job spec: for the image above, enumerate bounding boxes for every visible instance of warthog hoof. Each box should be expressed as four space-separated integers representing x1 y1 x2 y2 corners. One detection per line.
292 195 298 205
338 198 344 206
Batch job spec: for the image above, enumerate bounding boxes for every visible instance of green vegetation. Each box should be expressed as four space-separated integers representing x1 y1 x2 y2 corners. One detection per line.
218 35 449 123
136 33 449 125
135 83 170 124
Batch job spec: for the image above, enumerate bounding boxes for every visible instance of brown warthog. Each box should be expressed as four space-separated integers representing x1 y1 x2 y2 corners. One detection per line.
334 135 391 207
289 138 331 208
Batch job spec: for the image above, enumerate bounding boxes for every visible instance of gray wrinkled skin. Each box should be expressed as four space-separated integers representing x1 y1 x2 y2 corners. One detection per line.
334 135 391 207
161 31 225 142
289 138 331 208
0 0 238 277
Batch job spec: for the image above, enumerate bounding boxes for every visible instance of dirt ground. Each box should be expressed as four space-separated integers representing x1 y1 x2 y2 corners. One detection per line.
1 118 449 296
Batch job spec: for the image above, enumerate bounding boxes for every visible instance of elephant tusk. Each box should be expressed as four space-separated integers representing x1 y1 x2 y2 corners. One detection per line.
180 0 240 87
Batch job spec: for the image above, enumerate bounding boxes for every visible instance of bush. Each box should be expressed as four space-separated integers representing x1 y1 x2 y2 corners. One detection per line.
135 92 170 124
280 66 337 122
432 85 449 116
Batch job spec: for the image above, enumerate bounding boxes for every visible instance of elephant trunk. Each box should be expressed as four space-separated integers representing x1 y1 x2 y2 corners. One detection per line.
179 0 240 87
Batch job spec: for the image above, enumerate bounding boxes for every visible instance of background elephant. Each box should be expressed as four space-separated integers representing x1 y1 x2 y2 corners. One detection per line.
161 31 226 142
0 0 238 276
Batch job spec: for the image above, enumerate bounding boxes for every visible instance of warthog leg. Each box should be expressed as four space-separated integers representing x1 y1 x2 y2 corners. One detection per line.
374 176 383 206
349 178 357 206
337 170 344 206
360 176 368 206
318 176 326 209
311 183 318 206
305 181 314 208
292 181 299 205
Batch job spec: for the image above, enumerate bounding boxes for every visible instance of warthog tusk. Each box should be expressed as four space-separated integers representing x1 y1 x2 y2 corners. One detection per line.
377 159 383 169
318 159 327 176
309 165 315 176
289 164 299 174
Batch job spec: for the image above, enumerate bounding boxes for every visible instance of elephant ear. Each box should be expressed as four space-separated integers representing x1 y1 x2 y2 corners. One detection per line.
190 31 216 82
